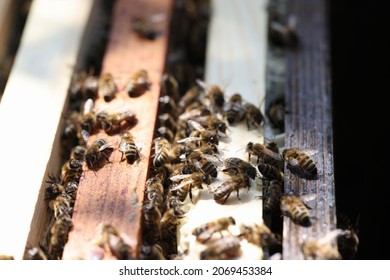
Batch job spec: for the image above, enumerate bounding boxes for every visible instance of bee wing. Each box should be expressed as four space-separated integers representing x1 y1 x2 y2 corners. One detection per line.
179 109 202 120
304 149 319 156
261 148 283 161
177 137 201 144
299 193 317 209
171 179 192 191
201 154 222 163
188 119 205 132
195 78 207 90
81 129 90 143
170 174 192 182
99 141 113 152
83 98 94 115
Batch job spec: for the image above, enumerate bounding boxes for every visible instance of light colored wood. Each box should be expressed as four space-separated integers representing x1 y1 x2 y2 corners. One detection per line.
179 0 269 259
62 0 173 260
0 0 95 260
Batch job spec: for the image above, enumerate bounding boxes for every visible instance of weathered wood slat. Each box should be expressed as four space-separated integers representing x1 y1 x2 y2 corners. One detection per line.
283 0 336 259
0 0 95 260
178 0 269 259
62 0 173 260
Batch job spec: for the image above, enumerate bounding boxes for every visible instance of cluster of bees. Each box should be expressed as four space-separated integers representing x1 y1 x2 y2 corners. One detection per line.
22 69 152 260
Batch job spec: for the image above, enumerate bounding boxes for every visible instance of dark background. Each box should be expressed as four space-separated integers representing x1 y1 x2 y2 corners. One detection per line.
330 1 389 259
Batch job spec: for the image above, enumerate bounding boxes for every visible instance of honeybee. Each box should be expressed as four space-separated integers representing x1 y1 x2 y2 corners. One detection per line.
49 193 72 219
194 115 228 136
166 191 186 217
160 73 180 103
98 73 117 102
192 216 236 243
24 247 49 260
223 157 257 180
61 158 83 185
337 214 359 259
119 131 140 164
246 142 283 165
302 241 341 260
200 236 242 260
280 194 312 227
194 157 218 181
152 137 171 168
223 93 246 125
170 172 205 202
267 99 285 131
68 71 98 101
70 145 86 161
145 178 164 213
49 213 73 260
244 103 264 130
178 85 201 110
161 208 182 233
211 174 250 204
140 243 166 260
125 69 152 97
178 127 219 146
262 180 283 214
142 202 162 242
239 223 281 249
257 163 284 182
158 113 177 132
96 109 137 134
45 176 65 201
282 148 318 180
95 224 133 260
131 16 160 40
206 84 225 110
159 95 178 117
85 138 113 170
156 126 175 142
268 16 298 48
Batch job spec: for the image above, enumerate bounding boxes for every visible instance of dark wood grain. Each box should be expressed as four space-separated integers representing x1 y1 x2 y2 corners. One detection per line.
62 0 173 260
282 0 336 259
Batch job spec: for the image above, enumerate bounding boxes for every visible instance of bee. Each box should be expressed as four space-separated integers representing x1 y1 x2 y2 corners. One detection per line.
302 241 341 260
268 16 298 48
85 138 113 170
257 163 284 182
337 214 359 259
45 176 65 201
192 216 236 243
49 193 72 219
194 157 218 181
142 202 162 242
49 213 73 259
70 145 86 161
96 109 137 134
194 115 228 136
282 148 318 180
24 247 49 260
95 224 133 260
211 174 250 204
82 73 99 100
223 93 246 125
125 69 152 97
60 158 83 185
338 229 359 260
0 255 14 260
152 137 171 168
145 178 164 213
262 180 283 214
239 223 281 249
200 236 242 260
178 85 201 110
166 191 186 217
160 73 180 103
98 73 117 102
170 172 205 202
68 71 98 101
246 142 283 165
244 103 264 130
156 126 175 143
158 113 177 132
280 194 312 227
119 131 140 164
161 208 182 233
267 99 285 131
140 243 166 260
131 16 160 40
206 85 225 110
223 157 257 180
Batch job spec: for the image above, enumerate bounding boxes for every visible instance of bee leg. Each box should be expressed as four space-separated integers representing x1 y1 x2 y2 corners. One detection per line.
222 191 232 204
189 186 193 203
236 188 241 200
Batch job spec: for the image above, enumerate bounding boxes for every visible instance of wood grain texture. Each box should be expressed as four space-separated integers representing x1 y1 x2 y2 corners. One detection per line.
0 0 94 260
62 0 173 260
282 0 336 259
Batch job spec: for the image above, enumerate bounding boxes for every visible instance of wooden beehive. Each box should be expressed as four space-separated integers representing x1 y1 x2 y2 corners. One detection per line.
0 0 338 260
